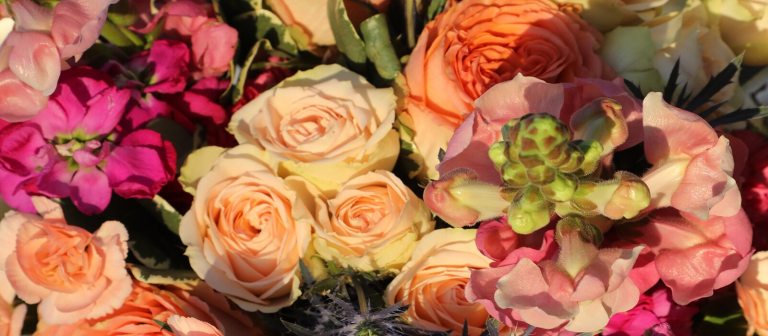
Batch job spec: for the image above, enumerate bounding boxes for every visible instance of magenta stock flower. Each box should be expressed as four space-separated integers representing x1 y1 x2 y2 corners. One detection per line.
604 287 698 336
135 0 237 79
0 67 176 214
0 0 117 122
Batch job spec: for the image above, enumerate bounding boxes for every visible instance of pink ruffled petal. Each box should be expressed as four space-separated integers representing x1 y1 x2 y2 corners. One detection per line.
655 243 729 305
642 92 718 164
50 0 115 60
0 70 48 122
7 32 61 95
144 40 191 94
80 87 130 136
671 136 740 219
9 0 53 31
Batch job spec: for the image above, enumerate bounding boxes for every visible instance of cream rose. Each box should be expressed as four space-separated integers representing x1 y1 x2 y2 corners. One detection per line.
384 229 492 335
737 251 768 336
0 199 131 325
557 0 685 32
706 0 768 65
229 64 399 196
179 144 315 313
600 1 738 104
309 170 434 272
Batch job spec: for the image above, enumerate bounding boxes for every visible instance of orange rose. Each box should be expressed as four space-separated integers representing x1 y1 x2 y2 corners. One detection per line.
35 281 259 336
737 251 768 336
0 199 132 325
402 0 612 178
384 229 492 335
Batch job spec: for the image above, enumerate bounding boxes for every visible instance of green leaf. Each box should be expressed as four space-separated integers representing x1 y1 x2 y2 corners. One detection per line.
281 320 315 336
129 264 199 287
129 238 172 270
328 0 367 66
298 259 316 286
427 0 448 20
709 106 768 127
136 195 183 235
100 20 143 48
254 9 299 56
230 39 266 103
360 14 401 81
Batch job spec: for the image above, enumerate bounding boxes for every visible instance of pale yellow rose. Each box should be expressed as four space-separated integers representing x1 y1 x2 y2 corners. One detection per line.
309 170 434 272
557 0 686 32
384 229 492 336
601 1 739 104
179 144 316 313
737 251 768 336
229 64 399 196
705 0 768 65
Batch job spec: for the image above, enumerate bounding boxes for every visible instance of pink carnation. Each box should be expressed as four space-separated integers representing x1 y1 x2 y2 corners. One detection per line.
0 198 132 325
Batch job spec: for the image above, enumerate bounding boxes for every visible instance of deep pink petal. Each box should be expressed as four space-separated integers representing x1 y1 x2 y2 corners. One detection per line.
80 88 130 135
106 130 175 198
0 70 49 122
144 40 191 94
0 169 35 212
69 167 111 214
476 218 520 262
7 31 61 95
36 159 75 198
642 92 718 164
0 123 50 176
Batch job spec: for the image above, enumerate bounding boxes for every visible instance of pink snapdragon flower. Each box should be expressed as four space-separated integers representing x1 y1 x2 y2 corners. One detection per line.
0 67 176 214
467 219 643 333
627 208 753 305
0 0 118 122
641 92 741 219
603 287 698 336
135 0 237 79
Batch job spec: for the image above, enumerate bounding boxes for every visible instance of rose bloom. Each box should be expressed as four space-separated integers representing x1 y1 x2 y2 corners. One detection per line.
229 64 399 196
310 170 434 272
402 0 612 178
168 315 223 336
556 0 682 32
737 251 768 336
0 199 131 325
600 2 738 104
385 229 491 336
36 281 259 336
706 0 768 65
0 270 25 336
179 145 314 313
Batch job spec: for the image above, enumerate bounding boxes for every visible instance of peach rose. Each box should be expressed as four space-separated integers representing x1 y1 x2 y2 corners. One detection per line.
384 229 492 336
36 281 259 336
737 251 768 336
168 315 223 336
309 170 434 272
1 273 25 336
179 144 314 312
706 0 768 65
0 199 131 325
229 64 399 195
402 0 612 178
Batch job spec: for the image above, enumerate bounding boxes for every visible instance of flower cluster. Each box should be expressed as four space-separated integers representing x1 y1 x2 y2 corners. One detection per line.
0 0 767 335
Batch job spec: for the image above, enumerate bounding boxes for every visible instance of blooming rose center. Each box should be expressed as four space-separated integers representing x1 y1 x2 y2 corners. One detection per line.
20 221 105 292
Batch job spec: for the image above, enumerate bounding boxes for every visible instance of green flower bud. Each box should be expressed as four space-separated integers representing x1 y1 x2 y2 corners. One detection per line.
517 114 570 158
489 142 509 170
501 119 520 142
541 172 577 202
559 144 585 173
507 186 552 234
502 161 528 187
526 165 556 185
576 140 603 175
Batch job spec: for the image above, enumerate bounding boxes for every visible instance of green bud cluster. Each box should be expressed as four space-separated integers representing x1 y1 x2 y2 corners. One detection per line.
489 113 605 234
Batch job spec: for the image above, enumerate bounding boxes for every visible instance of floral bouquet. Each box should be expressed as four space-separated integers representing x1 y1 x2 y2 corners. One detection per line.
2 0 768 335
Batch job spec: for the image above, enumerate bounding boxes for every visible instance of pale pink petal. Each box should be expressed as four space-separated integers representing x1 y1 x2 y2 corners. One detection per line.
0 70 48 122
7 32 61 95
473 74 565 123
671 136 740 219
564 299 610 332
9 0 53 31
655 243 729 305
50 0 114 60
642 92 718 164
